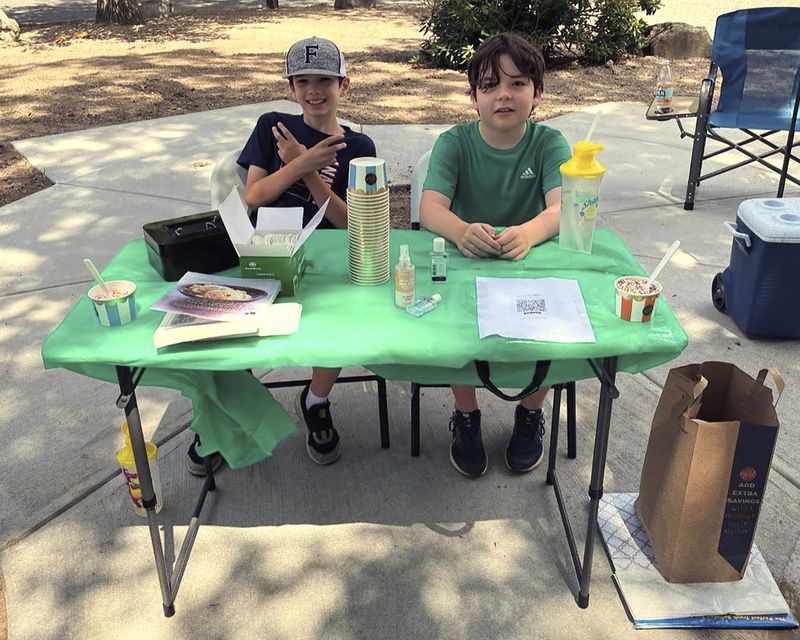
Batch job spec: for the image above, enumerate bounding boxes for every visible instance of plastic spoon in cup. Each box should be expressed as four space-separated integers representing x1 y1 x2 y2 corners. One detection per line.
646 240 681 290
83 258 112 298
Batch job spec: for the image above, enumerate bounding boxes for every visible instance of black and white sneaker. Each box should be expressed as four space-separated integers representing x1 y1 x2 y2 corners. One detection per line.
296 385 341 465
505 406 545 473
185 434 224 477
449 409 487 478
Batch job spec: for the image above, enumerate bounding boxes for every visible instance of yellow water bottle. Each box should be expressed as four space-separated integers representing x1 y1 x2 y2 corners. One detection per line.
116 420 162 517
559 140 606 254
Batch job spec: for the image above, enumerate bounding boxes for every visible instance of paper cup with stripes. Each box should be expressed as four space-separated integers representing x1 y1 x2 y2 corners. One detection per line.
348 157 388 195
88 280 137 327
614 276 662 322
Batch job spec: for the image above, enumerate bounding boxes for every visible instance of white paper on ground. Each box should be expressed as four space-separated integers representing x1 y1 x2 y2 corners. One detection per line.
476 276 595 342
598 493 791 621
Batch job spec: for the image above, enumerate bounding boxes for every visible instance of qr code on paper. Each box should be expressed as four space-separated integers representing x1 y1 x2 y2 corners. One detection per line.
516 296 546 315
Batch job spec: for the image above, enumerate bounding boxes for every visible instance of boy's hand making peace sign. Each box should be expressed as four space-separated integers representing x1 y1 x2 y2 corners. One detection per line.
272 122 347 174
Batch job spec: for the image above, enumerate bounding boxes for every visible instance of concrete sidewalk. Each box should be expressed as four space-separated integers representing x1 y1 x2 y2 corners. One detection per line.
1 100 799 639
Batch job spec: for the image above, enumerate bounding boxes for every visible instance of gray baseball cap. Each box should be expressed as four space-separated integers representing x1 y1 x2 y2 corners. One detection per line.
284 37 347 78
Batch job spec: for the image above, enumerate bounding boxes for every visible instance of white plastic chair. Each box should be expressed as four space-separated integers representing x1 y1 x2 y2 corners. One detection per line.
409 149 432 230
210 149 248 210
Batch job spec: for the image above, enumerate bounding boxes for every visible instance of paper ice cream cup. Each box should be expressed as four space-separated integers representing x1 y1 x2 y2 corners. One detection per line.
88 280 137 327
348 157 388 195
614 276 662 322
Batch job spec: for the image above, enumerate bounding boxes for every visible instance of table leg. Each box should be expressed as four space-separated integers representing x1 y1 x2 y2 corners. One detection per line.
411 383 421 457
116 366 175 616
566 382 577 459
577 356 617 608
546 357 618 608
377 376 390 449
546 384 563 485
116 366 216 617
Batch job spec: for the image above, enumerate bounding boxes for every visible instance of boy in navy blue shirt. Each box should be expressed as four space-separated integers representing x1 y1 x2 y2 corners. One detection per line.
233 37 375 467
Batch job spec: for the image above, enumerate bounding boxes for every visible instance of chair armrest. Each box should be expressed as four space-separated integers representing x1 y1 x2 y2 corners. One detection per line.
646 95 700 120
697 77 714 117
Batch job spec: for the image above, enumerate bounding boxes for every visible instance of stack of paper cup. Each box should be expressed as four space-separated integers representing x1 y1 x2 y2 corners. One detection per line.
347 157 390 285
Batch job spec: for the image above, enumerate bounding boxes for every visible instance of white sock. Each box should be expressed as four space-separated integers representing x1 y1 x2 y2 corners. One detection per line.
305 387 328 410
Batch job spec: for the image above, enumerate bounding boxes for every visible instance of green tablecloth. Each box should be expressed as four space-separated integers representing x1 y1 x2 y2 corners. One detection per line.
41 229 688 468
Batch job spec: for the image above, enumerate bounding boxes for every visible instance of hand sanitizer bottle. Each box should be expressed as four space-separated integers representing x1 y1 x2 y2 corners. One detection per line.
395 244 415 308
405 293 442 317
430 237 448 283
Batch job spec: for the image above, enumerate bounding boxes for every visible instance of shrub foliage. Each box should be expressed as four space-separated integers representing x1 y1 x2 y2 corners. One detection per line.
415 0 661 68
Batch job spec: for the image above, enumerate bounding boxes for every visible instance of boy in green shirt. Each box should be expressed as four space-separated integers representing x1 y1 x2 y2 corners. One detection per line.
420 32 571 478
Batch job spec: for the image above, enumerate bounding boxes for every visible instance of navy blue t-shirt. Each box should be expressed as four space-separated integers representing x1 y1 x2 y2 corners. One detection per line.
238 112 376 228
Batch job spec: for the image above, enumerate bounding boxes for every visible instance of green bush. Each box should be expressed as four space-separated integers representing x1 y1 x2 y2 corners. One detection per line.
414 0 661 69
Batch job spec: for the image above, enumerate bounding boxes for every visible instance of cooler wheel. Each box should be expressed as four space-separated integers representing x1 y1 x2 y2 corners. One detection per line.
711 273 726 312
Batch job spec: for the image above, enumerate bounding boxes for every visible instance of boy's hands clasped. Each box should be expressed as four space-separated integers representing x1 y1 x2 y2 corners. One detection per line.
272 122 346 173
458 222 501 258
495 225 534 261
458 222 533 261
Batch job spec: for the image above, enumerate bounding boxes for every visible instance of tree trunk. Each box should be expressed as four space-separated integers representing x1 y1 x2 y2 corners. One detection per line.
96 0 143 24
334 0 375 8
264 0 279 8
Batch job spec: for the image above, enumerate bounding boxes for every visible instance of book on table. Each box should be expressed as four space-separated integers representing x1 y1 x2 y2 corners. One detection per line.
150 271 300 348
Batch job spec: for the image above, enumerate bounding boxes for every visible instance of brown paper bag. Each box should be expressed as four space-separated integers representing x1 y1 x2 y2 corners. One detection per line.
635 362 784 583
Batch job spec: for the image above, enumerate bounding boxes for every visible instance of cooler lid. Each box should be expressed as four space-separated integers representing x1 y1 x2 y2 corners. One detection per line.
737 198 800 243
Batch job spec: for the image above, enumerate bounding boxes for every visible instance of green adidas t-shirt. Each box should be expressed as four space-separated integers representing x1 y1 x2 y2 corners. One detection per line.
423 120 572 227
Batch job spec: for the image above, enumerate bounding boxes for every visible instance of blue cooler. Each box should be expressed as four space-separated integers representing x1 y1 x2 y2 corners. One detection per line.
712 198 800 338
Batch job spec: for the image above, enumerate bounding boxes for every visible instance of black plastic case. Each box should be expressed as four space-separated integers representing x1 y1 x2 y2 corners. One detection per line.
143 210 239 281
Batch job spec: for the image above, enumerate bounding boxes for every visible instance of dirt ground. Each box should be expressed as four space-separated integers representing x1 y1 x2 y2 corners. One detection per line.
0 4 709 208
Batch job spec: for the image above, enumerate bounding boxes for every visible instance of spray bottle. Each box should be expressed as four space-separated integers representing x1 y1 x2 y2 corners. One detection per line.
116 419 162 517
395 244 415 308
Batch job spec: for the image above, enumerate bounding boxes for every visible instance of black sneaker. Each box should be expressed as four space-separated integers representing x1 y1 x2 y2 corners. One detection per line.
449 409 487 478
186 434 224 477
505 406 545 473
296 385 341 465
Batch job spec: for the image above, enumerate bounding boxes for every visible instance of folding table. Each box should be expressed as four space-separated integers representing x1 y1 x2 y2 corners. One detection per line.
42 228 687 615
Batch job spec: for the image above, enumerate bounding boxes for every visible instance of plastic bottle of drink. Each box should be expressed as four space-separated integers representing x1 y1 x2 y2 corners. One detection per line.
394 244 415 308
558 140 606 254
116 419 162 517
655 60 674 113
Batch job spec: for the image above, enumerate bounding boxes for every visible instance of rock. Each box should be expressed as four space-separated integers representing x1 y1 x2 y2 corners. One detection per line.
645 22 711 60
139 0 171 20
0 8 20 44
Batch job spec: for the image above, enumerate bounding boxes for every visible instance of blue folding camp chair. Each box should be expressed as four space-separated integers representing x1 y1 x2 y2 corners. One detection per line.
684 7 800 210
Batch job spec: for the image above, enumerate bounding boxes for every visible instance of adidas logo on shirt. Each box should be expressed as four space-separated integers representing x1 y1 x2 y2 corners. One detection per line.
519 167 536 180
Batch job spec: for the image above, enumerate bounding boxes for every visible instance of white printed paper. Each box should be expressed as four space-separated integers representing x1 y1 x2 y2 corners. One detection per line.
598 493 791 621
476 277 595 342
